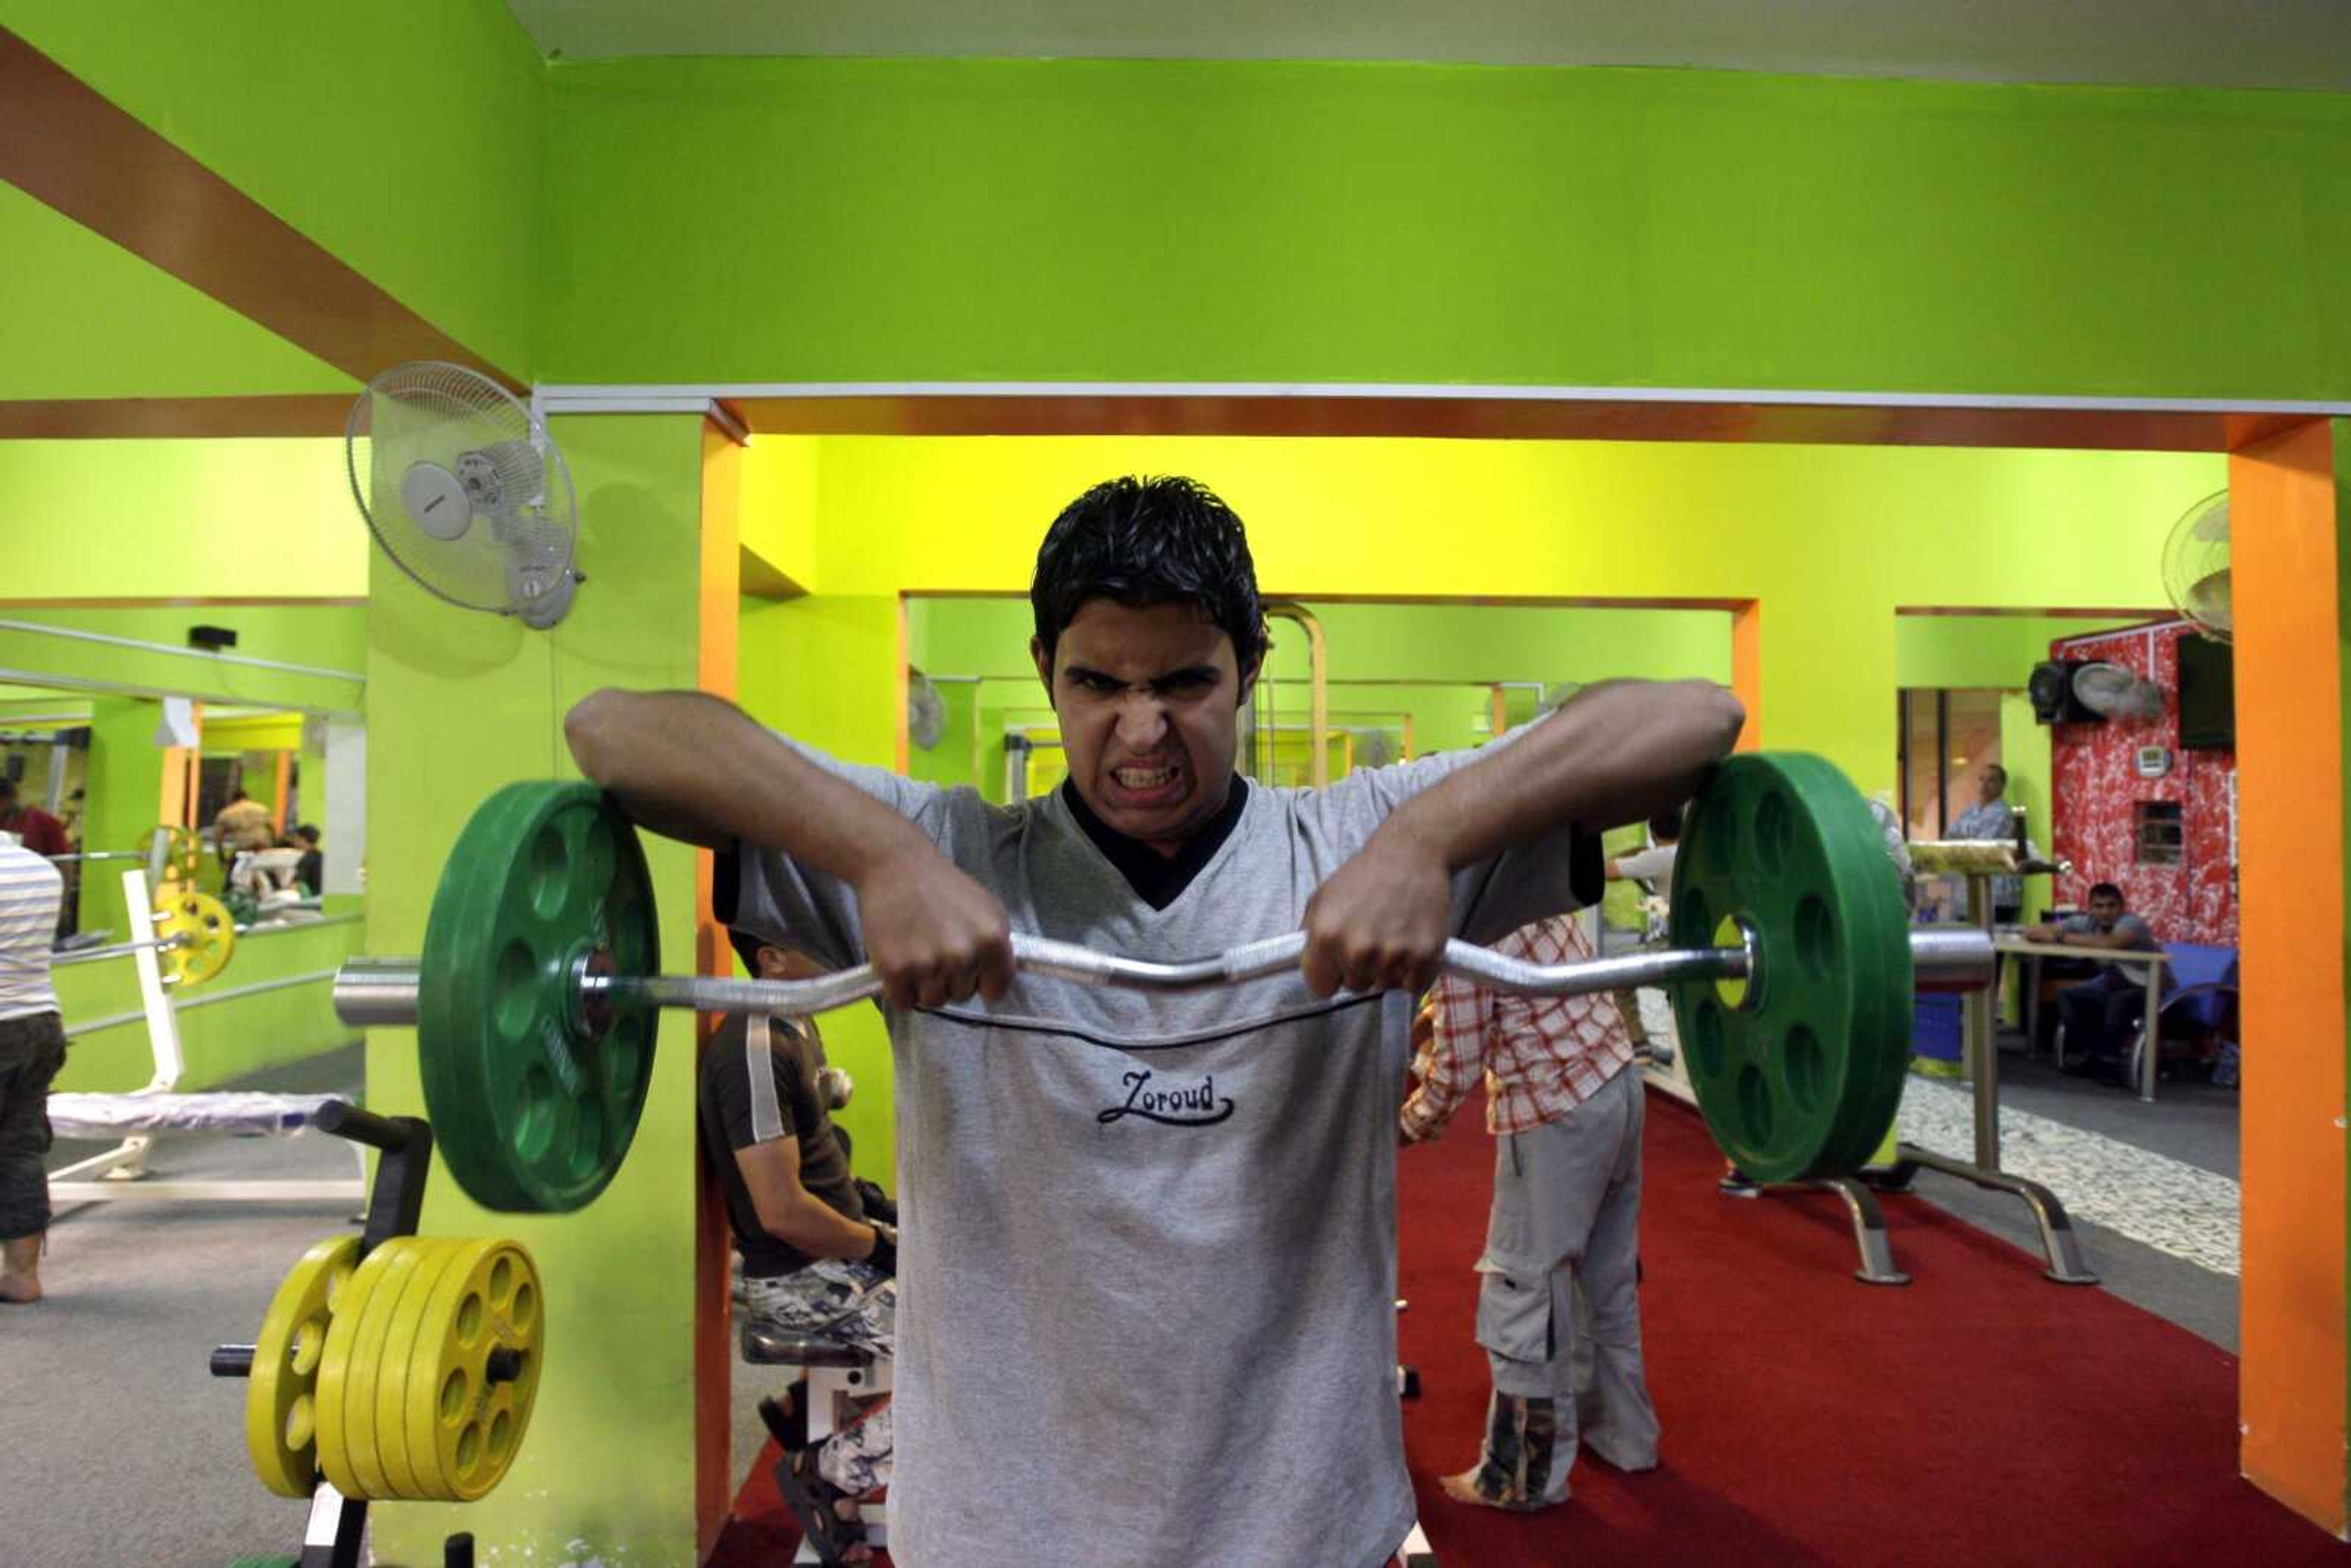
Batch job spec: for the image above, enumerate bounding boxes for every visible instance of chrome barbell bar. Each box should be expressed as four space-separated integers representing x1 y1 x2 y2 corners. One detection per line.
334 927 1993 1030
51 931 192 969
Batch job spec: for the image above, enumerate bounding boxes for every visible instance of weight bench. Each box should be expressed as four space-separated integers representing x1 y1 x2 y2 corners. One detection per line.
47 868 367 1209
746 1321 893 1564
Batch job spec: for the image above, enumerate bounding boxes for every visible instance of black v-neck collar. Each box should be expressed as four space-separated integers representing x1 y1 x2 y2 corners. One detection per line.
1059 775 1250 912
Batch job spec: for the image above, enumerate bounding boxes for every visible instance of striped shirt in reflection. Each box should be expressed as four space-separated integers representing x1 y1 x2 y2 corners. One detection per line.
1406 914 1634 1139
0 841 64 1021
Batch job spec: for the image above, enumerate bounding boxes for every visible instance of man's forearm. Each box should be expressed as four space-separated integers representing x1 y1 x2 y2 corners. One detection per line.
763 1191 885 1262
565 688 929 880
1384 680 1745 872
2066 931 2148 951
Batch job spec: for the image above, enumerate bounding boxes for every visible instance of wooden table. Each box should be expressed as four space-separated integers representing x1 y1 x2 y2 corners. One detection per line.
1993 936 2170 1103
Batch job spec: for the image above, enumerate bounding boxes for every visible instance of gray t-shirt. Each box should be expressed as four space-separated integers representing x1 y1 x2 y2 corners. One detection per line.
729 737 1592 1568
2057 910 2160 986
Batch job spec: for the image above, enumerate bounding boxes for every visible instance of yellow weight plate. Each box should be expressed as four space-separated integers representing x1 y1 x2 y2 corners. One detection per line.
372 1238 471 1501
338 1236 447 1501
312 1237 411 1497
401 1239 544 1502
154 890 236 986
244 1234 359 1499
397 1238 498 1501
140 822 204 887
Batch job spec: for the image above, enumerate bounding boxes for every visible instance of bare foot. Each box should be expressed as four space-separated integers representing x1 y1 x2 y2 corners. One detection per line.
0 1277 40 1304
1440 1468 1545 1512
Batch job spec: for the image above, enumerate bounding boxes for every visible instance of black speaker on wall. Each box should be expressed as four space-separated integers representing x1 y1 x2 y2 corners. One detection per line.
2028 660 2102 725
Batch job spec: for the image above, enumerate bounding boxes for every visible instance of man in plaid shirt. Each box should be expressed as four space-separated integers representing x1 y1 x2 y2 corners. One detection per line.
1400 912 1659 1511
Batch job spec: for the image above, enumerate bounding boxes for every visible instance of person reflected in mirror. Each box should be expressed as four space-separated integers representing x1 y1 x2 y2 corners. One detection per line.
0 778 69 860
291 824 324 898
701 933 894 1563
214 787 275 857
0 828 67 1303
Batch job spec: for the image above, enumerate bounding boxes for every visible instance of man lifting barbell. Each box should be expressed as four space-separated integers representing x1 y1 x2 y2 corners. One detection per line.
562 475 1746 1568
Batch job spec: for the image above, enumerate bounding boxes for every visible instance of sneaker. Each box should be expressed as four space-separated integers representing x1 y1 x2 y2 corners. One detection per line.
1718 1168 1763 1198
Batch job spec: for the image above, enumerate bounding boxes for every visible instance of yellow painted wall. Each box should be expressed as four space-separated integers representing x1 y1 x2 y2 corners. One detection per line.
0 440 364 601
784 435 2222 790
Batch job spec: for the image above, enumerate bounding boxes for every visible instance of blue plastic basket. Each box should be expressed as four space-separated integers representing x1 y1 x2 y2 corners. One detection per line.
1913 994 1964 1063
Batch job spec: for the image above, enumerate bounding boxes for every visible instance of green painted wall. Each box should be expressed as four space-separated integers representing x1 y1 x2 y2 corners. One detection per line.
544 58 2351 398
1894 614 2147 691
0 183 353 399
0 441 366 604
364 415 706 1565
0 605 364 713
52 917 364 1092
2 0 545 380
75 697 168 937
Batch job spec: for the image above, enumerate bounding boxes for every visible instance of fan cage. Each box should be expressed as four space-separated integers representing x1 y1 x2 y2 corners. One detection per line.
345 361 578 617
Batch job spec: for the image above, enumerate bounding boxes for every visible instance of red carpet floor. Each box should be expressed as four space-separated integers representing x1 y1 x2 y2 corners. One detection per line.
714 1089 2349 1566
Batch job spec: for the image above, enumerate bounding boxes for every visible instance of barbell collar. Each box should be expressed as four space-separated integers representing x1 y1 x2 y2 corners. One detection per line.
335 958 426 1027
1909 928 1998 992
334 926 1990 1029
211 1343 257 1378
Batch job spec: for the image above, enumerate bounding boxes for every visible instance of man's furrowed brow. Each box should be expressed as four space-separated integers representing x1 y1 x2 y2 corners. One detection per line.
1059 661 1221 687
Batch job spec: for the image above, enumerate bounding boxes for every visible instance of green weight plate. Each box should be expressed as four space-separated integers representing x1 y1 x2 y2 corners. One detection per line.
1668 753 1911 1184
419 782 661 1212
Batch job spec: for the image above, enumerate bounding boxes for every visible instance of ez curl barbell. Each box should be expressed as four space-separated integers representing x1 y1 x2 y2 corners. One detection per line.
331 754 1990 1213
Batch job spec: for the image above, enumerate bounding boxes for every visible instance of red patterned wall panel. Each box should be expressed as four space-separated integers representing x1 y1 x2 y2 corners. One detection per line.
2048 620 2237 944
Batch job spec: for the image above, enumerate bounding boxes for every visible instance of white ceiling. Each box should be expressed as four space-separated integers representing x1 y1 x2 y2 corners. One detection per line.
506 0 2351 92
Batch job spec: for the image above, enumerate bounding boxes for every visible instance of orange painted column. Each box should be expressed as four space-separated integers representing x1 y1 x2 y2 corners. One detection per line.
1730 600 1762 751
2232 419 2349 1537
694 421 746 1556
270 751 293 835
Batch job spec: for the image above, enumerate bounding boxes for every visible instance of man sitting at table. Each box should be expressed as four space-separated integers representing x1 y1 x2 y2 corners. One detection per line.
2025 882 2159 1078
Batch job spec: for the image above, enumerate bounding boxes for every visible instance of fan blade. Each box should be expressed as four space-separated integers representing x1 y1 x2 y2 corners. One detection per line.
2185 569 2232 630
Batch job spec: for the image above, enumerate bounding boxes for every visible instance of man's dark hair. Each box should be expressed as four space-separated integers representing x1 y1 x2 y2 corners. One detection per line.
1030 476 1268 679
2089 881 2124 902
293 823 321 846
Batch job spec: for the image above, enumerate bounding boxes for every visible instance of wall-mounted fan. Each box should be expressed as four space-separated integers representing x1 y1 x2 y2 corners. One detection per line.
346 362 581 629
2162 489 2231 645
2071 661 2165 724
